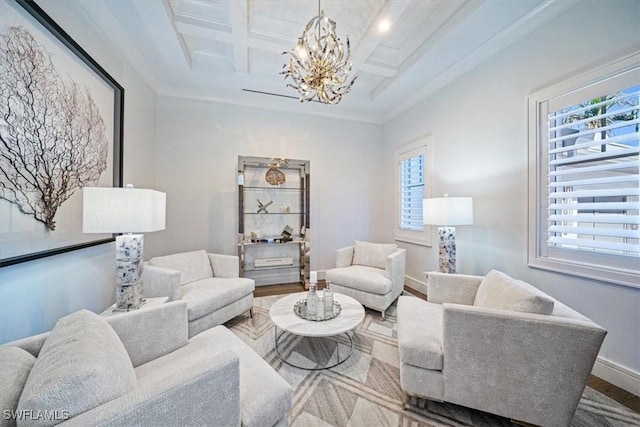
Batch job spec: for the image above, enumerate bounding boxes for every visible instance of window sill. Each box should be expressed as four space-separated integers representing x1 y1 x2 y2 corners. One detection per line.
394 237 432 248
528 257 640 289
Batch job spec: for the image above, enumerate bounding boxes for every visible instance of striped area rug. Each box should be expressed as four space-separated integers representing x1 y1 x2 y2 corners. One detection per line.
226 295 640 427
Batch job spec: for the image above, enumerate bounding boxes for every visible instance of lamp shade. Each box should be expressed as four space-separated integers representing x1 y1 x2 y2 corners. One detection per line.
423 196 473 226
83 187 166 233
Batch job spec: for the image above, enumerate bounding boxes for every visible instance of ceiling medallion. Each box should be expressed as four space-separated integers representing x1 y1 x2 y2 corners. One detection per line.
281 0 357 104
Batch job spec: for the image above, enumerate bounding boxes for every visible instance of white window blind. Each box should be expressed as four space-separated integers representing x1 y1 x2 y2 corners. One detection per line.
395 135 432 246
546 85 640 258
399 154 425 231
528 51 640 287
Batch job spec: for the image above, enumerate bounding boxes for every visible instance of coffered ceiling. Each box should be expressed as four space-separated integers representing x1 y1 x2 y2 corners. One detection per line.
77 0 577 123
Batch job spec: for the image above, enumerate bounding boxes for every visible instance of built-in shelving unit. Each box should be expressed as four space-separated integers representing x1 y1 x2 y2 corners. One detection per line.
237 156 310 287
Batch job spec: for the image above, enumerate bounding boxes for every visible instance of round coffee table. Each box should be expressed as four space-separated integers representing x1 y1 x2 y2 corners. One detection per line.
270 292 365 370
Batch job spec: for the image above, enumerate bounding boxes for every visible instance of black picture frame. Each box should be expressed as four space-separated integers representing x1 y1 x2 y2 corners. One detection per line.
0 0 124 267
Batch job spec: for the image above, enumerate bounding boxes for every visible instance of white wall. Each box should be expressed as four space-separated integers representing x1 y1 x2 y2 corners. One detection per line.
148 96 383 272
0 2 382 344
0 1 156 344
381 0 640 393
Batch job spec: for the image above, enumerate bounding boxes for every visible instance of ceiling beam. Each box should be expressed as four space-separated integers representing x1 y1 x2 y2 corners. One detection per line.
161 0 193 68
350 0 412 78
359 62 397 78
174 9 402 79
173 16 235 43
247 37 289 55
372 0 481 100
228 0 249 74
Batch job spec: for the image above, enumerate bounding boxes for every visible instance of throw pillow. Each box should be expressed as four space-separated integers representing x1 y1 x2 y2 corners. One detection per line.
352 241 397 269
474 269 554 315
17 310 137 426
149 250 213 285
0 347 36 427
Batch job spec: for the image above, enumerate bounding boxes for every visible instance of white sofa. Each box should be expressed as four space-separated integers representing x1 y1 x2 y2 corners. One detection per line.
144 250 254 337
397 270 607 427
1 301 292 426
325 241 406 318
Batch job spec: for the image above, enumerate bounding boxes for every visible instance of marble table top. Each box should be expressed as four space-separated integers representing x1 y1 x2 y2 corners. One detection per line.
270 292 365 337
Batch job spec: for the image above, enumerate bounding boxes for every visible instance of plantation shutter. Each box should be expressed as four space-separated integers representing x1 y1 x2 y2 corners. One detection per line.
546 86 640 258
399 153 425 231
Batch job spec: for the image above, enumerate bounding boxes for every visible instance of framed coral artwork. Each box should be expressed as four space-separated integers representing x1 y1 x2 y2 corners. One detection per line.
0 0 124 267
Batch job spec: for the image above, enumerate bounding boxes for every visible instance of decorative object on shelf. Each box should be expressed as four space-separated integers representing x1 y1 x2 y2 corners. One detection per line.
281 225 294 242
249 230 263 242
83 185 166 311
281 0 357 104
302 231 311 287
265 167 286 185
265 158 288 185
255 257 293 268
423 194 473 274
256 199 273 213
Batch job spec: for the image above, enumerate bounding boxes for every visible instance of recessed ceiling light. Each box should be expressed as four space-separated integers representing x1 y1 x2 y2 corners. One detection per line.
378 19 391 33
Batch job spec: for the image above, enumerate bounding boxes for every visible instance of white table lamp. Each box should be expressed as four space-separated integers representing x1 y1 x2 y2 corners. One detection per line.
423 195 473 273
83 185 166 311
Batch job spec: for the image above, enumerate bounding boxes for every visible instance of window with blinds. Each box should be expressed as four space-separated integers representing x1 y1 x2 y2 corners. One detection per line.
399 154 425 231
547 85 639 258
528 51 640 287
395 136 431 246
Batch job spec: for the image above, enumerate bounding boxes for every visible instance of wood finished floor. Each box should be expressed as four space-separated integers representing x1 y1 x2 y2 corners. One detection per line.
253 282 307 297
253 283 640 414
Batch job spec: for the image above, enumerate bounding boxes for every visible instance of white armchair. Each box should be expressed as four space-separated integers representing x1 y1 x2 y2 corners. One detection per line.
325 241 406 318
397 270 607 426
143 249 255 337
1 301 292 426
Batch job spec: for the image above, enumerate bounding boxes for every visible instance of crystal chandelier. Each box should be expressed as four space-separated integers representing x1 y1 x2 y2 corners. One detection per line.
281 1 357 104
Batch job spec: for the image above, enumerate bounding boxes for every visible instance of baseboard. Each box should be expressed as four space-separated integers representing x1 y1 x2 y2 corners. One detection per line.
592 356 640 396
404 275 427 295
